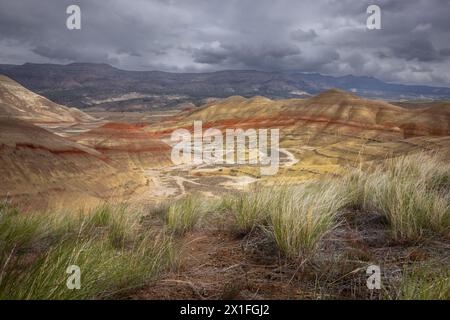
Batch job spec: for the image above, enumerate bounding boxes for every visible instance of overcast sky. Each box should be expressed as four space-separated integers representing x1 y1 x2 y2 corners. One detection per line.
1 0 450 86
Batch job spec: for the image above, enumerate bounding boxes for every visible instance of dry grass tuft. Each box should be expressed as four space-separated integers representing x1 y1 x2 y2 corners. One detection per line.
0 203 177 299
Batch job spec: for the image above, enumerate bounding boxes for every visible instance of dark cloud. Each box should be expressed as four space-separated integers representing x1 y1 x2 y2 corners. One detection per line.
0 0 450 85
391 38 441 62
32 45 118 64
192 43 228 64
290 29 318 42
439 48 450 57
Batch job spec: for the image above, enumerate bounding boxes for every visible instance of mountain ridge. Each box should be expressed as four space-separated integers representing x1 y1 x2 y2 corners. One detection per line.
2 63 450 111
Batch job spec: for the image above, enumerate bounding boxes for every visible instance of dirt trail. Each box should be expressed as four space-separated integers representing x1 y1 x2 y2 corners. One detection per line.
139 147 299 201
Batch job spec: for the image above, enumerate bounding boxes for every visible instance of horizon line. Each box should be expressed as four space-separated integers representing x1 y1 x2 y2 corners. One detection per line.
1 61 450 89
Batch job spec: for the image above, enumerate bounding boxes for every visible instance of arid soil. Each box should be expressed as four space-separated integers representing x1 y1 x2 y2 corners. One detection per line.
130 208 449 300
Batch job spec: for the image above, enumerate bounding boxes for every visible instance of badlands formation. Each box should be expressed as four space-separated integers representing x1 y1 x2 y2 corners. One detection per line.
0 76 169 209
0 75 449 209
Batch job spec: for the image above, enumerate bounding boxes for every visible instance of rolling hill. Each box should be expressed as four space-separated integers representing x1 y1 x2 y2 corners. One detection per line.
0 75 94 123
148 89 450 182
0 77 170 209
163 89 450 137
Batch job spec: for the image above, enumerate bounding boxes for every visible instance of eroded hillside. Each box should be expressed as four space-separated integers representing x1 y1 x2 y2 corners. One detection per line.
0 76 170 209
146 89 450 186
1 77 449 209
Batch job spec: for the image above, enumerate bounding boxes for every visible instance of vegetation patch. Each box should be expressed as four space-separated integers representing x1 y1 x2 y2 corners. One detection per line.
0 204 177 299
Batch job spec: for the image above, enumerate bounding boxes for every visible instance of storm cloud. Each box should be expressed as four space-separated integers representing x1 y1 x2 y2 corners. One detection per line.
1 0 450 86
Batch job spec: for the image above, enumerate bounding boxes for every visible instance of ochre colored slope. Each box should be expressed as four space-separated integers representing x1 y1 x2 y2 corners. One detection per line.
148 89 450 183
0 118 147 209
2 84 450 208
0 78 170 209
0 75 94 123
72 122 172 168
176 89 449 138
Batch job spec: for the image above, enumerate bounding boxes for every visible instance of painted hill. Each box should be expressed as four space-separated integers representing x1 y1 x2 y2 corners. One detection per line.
174 89 450 137
0 75 94 123
177 89 449 137
0 118 147 209
0 78 170 209
1 79 449 209
148 89 450 182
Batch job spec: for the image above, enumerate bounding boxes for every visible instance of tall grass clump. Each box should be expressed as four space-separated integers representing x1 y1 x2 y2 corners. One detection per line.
340 168 371 209
165 194 205 235
369 154 450 240
228 187 274 234
267 181 348 259
222 181 348 258
0 203 177 299
0 202 49 255
395 266 450 300
82 204 141 248
383 153 450 190
371 174 449 240
337 153 450 241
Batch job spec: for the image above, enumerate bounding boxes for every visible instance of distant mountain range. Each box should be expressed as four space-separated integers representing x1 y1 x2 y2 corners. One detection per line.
1 62 450 111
